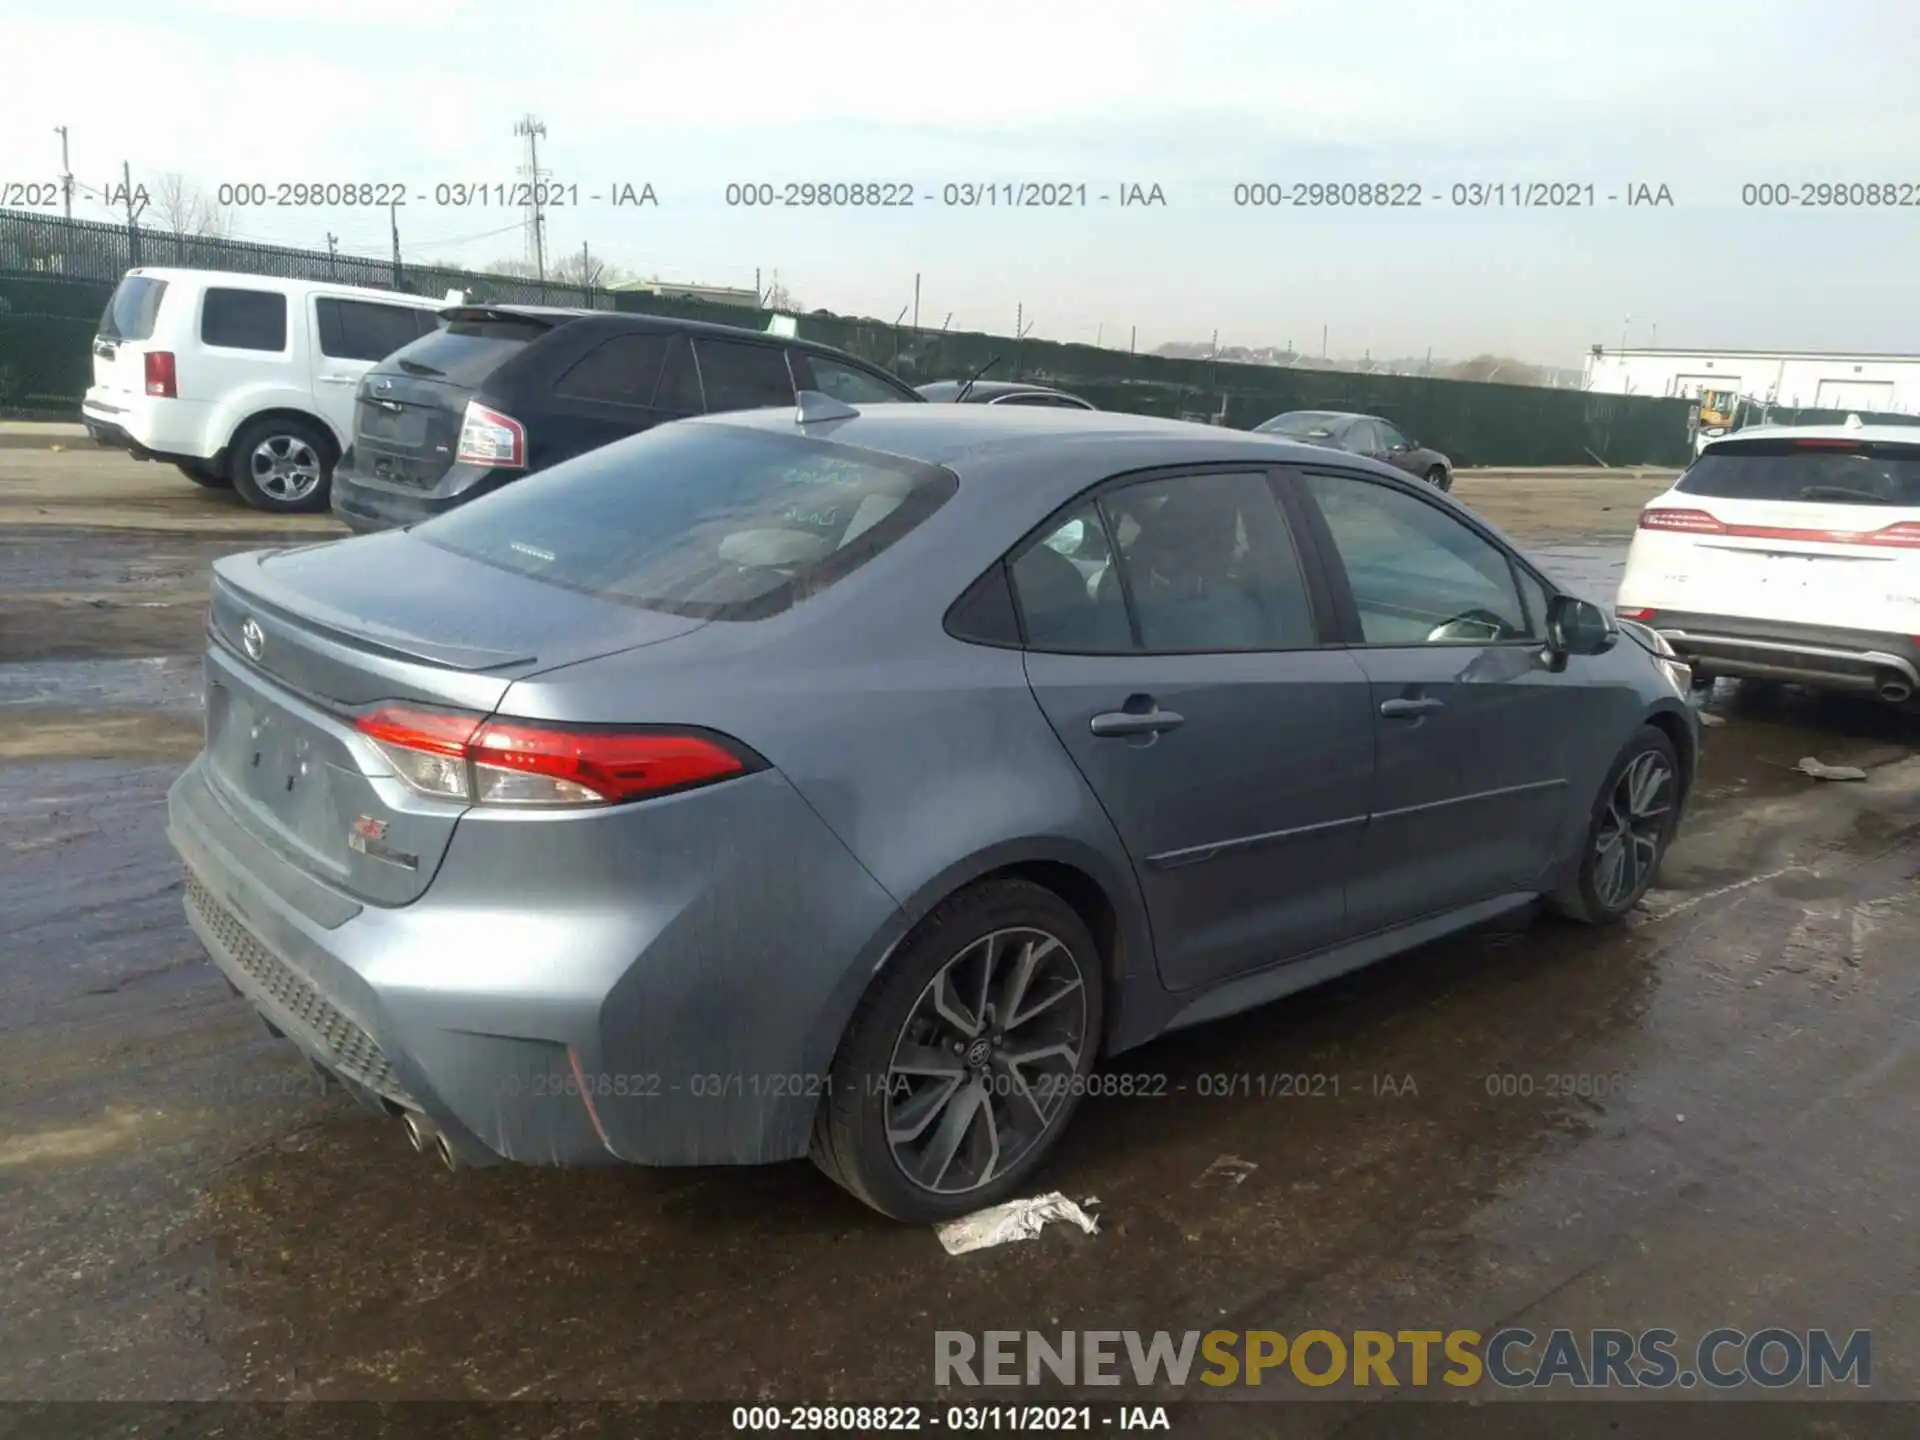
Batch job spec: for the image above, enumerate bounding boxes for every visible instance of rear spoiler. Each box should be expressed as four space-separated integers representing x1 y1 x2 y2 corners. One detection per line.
212 554 536 673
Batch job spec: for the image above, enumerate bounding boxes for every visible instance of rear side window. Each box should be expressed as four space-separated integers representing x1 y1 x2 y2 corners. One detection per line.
694 339 797 412
201 288 288 351
98 276 168 341
378 312 550 386
315 298 436 362
1678 441 1920 506
553 332 675 407
415 423 957 620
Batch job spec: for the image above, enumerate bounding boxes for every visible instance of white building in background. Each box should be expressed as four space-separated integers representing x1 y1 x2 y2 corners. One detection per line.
1582 347 1920 413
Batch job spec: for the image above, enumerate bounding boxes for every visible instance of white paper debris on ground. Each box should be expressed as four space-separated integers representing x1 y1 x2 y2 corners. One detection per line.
936 1192 1101 1256
1796 757 1868 782
1194 1154 1258 1188
1698 712 1727 727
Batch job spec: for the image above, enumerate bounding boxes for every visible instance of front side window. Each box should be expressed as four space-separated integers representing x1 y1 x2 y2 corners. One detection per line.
416 423 955 621
201 288 288 351
1303 472 1529 645
1375 421 1410 451
1342 419 1382 454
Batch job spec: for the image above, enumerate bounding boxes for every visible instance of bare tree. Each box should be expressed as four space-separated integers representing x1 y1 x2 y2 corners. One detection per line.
763 278 802 311
481 253 634 287
148 173 231 241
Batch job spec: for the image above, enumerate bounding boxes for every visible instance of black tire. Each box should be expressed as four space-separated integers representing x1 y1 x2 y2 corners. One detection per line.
176 461 232 489
811 878 1105 1223
1426 465 1452 492
228 415 337 514
1550 725 1682 925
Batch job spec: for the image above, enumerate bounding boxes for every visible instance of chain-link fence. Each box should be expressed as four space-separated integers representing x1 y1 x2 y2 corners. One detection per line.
1 208 1694 464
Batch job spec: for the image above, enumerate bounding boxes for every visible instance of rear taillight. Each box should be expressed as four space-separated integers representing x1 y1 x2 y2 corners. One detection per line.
1616 607 1658 621
1639 507 1726 534
353 705 756 807
455 401 526 467
144 351 177 398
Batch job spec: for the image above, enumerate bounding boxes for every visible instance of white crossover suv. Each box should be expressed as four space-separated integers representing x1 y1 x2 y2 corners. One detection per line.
81 267 446 514
1616 419 1920 702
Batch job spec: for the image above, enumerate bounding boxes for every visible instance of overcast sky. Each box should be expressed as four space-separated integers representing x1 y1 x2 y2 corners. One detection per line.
4 0 1917 364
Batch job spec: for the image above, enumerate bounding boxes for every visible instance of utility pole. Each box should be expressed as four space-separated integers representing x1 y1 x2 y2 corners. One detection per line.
580 239 594 302
755 267 763 305
514 115 549 284
1321 323 1328 358
389 200 402 287
326 232 339 279
121 160 146 265
54 126 73 219
913 273 921 329
1130 325 1136 355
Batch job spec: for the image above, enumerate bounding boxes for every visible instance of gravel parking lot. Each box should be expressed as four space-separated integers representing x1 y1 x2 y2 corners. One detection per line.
4 446 1917 1423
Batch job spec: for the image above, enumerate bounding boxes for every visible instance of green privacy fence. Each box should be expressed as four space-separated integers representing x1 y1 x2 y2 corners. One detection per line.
0 208 1693 465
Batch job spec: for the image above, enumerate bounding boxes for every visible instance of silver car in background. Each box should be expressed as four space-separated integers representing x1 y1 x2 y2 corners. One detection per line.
169 401 1698 1223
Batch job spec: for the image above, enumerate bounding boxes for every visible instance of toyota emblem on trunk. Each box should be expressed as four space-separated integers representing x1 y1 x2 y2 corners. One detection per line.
241 617 265 661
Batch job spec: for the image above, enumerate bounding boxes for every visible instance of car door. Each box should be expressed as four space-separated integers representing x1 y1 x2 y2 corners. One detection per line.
1016 467 1376 991
541 329 701 466
311 296 439 446
1295 469 1590 932
1373 420 1421 477
1340 417 1385 462
691 337 799 414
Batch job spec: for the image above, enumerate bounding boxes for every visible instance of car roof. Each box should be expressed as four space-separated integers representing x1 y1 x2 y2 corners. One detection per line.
691 402 1394 477
916 379 1084 401
440 305 900 371
1702 420 1920 450
121 266 442 304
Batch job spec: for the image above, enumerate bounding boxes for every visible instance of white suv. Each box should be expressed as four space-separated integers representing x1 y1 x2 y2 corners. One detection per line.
1616 420 1920 703
81 268 446 514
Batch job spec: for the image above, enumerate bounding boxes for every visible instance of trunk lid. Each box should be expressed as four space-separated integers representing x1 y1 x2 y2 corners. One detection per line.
350 308 555 491
202 531 709 905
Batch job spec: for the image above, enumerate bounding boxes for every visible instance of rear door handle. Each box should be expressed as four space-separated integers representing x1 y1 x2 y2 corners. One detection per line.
1379 696 1445 718
1090 706 1185 738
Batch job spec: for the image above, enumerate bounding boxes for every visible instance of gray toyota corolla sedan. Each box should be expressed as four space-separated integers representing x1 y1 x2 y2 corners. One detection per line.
169 398 1699 1223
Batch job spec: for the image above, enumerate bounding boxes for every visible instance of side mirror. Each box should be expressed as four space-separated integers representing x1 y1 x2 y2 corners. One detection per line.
1544 594 1617 659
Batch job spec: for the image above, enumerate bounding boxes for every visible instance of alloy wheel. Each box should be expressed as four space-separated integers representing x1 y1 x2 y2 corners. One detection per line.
884 926 1088 1197
1593 750 1674 910
250 435 323 502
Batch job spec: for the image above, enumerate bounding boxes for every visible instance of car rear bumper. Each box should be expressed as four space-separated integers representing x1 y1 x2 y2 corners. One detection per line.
167 752 905 1167
330 457 519 533
1648 610 1920 693
81 389 214 462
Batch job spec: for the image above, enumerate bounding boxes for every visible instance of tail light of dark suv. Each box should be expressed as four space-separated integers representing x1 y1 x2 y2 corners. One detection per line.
455 401 526 467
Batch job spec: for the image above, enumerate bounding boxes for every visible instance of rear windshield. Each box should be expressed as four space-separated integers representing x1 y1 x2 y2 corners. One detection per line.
416 422 958 620
379 313 552 385
1260 412 1342 438
98 276 168 341
1678 439 1920 506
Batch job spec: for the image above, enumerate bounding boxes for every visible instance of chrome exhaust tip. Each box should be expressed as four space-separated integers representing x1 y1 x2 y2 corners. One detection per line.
1877 675 1912 704
401 1112 434 1153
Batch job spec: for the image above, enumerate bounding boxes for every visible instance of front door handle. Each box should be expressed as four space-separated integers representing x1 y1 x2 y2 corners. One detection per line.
1090 706 1185 738
1379 696 1445 718
319 374 359 386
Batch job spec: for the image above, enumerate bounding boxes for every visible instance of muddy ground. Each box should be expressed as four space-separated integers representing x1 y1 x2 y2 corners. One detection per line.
2 449 1917 1431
